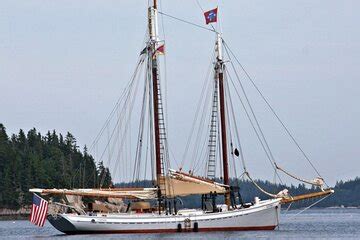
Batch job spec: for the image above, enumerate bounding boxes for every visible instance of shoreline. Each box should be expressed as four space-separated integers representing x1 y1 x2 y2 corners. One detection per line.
0 207 30 221
0 215 29 221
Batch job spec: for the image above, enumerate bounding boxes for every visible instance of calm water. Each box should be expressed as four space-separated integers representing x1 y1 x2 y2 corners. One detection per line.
0 209 359 239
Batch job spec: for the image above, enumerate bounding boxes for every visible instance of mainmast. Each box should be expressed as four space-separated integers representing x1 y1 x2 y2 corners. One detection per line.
215 34 231 208
148 0 164 190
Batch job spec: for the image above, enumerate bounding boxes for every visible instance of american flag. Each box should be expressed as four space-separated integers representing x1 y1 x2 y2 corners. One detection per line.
30 194 48 227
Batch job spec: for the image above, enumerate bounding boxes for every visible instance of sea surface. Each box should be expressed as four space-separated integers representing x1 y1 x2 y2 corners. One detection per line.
0 208 359 239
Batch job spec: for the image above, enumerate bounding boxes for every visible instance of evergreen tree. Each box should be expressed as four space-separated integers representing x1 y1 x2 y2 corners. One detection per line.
0 124 111 209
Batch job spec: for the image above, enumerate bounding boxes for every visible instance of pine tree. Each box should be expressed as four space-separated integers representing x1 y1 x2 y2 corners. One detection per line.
0 124 112 209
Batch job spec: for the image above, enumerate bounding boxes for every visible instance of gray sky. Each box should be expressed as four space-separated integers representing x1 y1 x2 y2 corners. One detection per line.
1 0 359 185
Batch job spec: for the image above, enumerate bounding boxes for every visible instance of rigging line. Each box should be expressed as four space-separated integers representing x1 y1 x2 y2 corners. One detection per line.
96 59 140 172
113 62 146 175
105 125 113 182
225 70 246 174
189 50 217 171
159 0 170 137
154 61 174 171
276 165 325 187
181 53 214 168
110 60 145 184
222 40 327 186
224 79 239 180
190 73 213 171
288 193 332 219
192 121 212 174
143 112 150 181
89 31 148 154
195 0 205 13
245 172 278 198
225 67 284 184
191 95 212 174
198 74 218 175
139 70 151 183
223 44 282 182
158 11 217 33
89 68 142 178
284 202 293 214
89 78 129 153
218 112 223 180
100 58 145 186
147 59 156 183
205 77 218 177
132 69 148 182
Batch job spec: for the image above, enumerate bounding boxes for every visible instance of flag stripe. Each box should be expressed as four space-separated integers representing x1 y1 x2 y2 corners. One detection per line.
30 205 35 222
39 204 48 227
37 202 47 225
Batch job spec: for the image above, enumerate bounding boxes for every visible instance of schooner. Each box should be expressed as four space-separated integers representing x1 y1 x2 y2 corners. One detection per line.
30 0 333 234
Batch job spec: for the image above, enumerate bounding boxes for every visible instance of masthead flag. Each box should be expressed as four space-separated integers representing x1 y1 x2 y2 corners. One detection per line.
204 8 218 25
153 44 165 58
30 194 49 227
156 44 165 55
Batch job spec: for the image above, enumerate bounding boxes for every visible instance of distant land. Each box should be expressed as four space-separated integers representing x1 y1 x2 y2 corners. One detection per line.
0 125 359 219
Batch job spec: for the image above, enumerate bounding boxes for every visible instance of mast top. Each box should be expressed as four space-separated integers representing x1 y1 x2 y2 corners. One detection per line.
216 33 223 61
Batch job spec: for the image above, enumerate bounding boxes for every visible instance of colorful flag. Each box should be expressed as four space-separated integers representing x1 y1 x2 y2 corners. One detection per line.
204 8 218 24
30 194 49 227
153 44 165 58
156 44 165 55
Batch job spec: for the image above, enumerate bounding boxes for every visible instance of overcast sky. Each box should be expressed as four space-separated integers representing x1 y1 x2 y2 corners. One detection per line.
1 0 359 185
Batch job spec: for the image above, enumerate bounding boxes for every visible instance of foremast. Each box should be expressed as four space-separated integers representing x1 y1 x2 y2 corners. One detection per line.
215 34 231 208
148 0 168 211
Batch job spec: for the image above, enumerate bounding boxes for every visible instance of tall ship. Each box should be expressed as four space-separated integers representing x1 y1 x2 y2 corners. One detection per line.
30 0 333 234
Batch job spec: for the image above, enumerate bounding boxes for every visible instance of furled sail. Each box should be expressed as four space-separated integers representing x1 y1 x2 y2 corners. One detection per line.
29 188 157 200
162 169 228 197
29 169 228 200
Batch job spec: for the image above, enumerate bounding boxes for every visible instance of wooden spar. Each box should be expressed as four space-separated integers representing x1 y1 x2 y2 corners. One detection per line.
171 169 228 185
96 187 151 191
280 189 334 204
152 56 162 184
219 69 230 207
149 0 162 187
216 34 231 207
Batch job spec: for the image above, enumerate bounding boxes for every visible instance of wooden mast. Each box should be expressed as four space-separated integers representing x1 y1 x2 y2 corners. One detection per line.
149 0 162 187
216 34 231 208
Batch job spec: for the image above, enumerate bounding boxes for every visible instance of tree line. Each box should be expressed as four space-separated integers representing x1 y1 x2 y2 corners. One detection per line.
0 124 112 209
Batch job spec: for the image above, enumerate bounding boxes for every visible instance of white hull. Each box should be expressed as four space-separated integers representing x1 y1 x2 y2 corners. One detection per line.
48 199 281 234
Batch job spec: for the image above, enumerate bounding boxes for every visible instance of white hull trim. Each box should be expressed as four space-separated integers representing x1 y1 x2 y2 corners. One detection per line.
48 199 281 234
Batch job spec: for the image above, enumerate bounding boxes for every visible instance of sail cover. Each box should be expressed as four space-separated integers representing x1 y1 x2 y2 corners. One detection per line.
163 169 228 197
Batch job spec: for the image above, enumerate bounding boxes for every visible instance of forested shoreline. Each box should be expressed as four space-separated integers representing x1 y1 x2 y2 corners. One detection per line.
1 123 359 211
0 124 112 209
